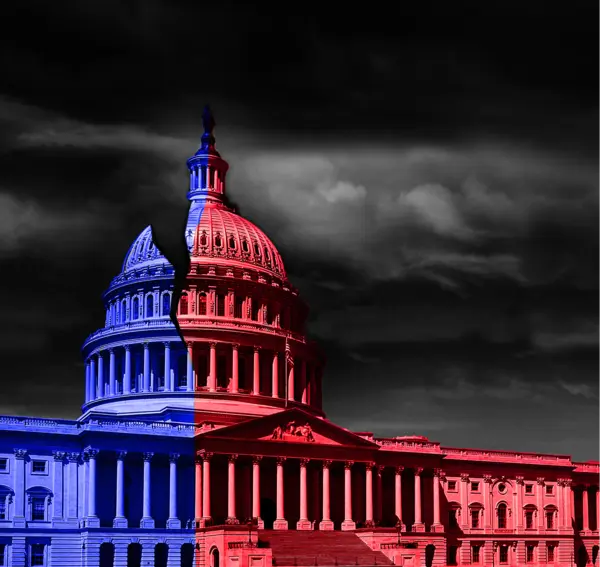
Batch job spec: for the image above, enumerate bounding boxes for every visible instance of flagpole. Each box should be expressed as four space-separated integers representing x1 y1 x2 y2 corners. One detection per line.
284 334 289 408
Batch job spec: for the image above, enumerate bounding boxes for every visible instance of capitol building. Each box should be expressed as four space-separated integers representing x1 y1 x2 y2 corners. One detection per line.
0 109 597 567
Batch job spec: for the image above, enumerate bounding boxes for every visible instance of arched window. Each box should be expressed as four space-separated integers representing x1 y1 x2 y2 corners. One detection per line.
254 243 261 256
26 486 52 522
228 236 236 249
497 503 507 529
0 485 15 521
132 297 139 320
179 293 189 315
100 542 115 567
162 294 171 316
198 293 207 316
120 300 127 323
209 547 220 567
214 234 223 248
524 505 536 529
447 503 461 530
470 503 483 528
127 542 142 567
264 247 271 266
146 295 154 318
155 543 168 567
545 505 558 529
242 239 249 253
200 232 208 247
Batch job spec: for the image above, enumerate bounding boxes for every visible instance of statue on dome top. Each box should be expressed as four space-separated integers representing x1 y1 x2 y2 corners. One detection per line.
202 105 216 135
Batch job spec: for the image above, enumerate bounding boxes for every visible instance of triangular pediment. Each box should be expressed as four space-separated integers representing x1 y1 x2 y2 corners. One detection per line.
199 408 378 448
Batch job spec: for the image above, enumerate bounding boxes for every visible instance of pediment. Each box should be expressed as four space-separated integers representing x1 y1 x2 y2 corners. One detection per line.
198 408 377 448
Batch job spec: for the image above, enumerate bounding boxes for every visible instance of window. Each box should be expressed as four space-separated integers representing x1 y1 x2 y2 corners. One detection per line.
497 503 507 529
499 545 509 564
545 484 554 495
471 482 480 492
498 483 507 494
31 497 46 521
449 509 458 529
547 545 555 563
31 543 45 566
198 293 207 316
216 294 225 317
120 300 127 323
200 232 208 247
234 297 243 318
0 498 6 520
242 239 249 253
132 297 139 320
146 295 154 318
264 247 271 266
472 545 481 564
179 294 188 315
447 480 457 491
228 236 236 250
251 300 260 321
0 543 5 566
0 459 7 472
32 460 47 474
214 234 223 248
471 509 480 528
525 484 533 494
525 510 534 529
546 511 554 529
162 294 170 316
526 545 535 563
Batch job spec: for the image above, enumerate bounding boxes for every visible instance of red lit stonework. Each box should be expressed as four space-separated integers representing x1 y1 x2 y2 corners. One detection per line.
175 109 600 567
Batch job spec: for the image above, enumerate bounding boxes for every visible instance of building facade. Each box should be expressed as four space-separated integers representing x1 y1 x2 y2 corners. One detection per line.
0 109 597 567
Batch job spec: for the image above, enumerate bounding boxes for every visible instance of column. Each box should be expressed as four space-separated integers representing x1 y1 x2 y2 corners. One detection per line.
84 361 91 403
252 457 263 527
142 343 150 392
109 348 116 395
301 361 308 404
272 352 279 398
274 458 288 529
227 455 239 524
67 452 80 520
341 461 355 530
297 459 311 529
208 342 217 391
164 342 171 392
459 473 469 529
320 461 334 530
582 485 590 532
86 448 100 527
365 463 374 526
287 362 295 402
186 342 194 391
395 466 404 529
13 449 27 528
51 451 66 522
89 358 96 401
231 344 239 393
82 454 89 518
202 453 212 521
167 453 181 528
123 345 131 394
113 451 127 527
97 352 104 397
253 348 260 395
194 457 203 526
564 480 573 529
413 467 424 531
140 452 154 528
432 468 443 531
484 474 494 529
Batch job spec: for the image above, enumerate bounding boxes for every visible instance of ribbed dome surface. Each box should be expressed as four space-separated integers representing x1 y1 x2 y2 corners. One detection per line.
122 226 171 272
188 203 286 277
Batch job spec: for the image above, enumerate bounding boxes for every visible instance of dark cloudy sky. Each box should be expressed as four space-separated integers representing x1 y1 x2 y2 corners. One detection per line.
1 1 597 459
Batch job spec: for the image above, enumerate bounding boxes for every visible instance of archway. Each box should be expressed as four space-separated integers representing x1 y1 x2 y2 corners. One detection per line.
100 542 115 567
155 543 168 567
425 544 435 567
181 543 195 567
209 546 220 567
261 497 276 529
127 543 142 567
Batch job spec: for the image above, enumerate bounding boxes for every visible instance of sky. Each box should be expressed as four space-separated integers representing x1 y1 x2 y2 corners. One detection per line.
0 1 597 459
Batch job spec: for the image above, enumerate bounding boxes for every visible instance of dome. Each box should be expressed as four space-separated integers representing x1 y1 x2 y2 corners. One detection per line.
122 225 172 272
187 201 287 278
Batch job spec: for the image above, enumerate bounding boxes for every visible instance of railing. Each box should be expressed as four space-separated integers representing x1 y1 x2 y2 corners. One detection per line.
441 447 573 465
228 542 257 549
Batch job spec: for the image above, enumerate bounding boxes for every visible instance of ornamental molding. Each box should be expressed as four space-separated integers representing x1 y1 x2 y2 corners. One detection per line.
270 421 315 442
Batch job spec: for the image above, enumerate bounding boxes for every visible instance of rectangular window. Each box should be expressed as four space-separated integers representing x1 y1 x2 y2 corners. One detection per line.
32 460 47 474
234 297 244 318
546 484 554 495
31 497 45 521
472 545 481 564
547 545 555 563
525 510 534 529
546 511 554 529
525 484 533 494
0 498 6 520
526 545 535 563
471 482 480 492
31 543 45 566
471 509 480 528
0 544 5 566
0 458 7 472
500 545 509 564
447 480 457 491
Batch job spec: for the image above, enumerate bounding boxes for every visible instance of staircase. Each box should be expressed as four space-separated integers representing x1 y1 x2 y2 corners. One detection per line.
258 530 394 566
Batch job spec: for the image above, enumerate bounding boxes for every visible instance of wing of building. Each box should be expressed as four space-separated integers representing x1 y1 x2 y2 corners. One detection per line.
0 108 597 567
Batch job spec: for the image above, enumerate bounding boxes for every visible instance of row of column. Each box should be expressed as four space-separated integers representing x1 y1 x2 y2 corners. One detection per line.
190 164 223 192
85 342 321 406
573 482 600 532
194 455 440 530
